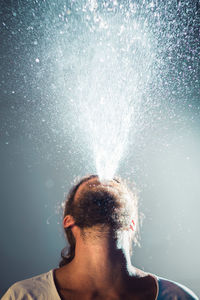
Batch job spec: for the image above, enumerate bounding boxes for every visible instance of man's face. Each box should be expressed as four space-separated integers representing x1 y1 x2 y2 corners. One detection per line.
74 177 120 203
74 177 101 203
69 177 131 233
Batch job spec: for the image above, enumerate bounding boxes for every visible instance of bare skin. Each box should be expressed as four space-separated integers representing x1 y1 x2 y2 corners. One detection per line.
53 178 158 300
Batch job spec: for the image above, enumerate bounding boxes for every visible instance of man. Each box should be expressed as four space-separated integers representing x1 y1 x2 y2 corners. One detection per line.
2 175 199 299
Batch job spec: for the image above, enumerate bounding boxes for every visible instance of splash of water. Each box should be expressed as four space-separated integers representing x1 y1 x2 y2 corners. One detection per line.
77 16 154 180
6 0 199 178
40 1 156 180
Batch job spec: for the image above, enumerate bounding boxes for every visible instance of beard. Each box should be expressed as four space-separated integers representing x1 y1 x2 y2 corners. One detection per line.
69 186 132 239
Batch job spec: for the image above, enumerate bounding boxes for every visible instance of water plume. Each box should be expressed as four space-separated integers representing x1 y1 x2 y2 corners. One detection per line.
5 0 199 178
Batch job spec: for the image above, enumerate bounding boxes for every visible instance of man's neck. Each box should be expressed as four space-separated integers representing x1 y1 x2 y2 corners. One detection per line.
58 235 142 292
54 236 158 300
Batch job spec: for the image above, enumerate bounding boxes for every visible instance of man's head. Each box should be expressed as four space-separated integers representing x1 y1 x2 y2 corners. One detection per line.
59 175 139 267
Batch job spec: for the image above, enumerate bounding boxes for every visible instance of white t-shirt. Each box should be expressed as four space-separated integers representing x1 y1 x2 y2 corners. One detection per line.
1 269 199 300
1 270 60 300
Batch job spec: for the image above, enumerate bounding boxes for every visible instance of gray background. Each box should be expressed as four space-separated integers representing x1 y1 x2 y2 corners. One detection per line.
0 0 200 297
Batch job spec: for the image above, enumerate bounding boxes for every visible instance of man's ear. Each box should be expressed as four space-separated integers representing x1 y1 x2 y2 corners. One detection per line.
63 215 75 228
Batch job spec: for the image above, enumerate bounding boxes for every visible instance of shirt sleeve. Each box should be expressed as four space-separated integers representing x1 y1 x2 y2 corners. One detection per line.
1 287 14 300
0 271 61 300
157 277 199 300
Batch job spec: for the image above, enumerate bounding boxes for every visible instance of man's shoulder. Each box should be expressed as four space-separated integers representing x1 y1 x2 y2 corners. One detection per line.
156 275 199 300
1 270 59 300
12 270 52 288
